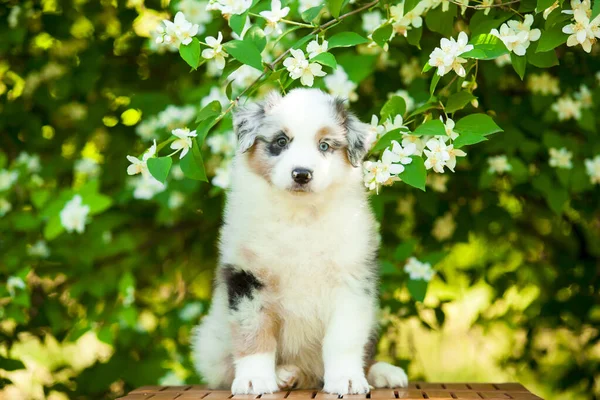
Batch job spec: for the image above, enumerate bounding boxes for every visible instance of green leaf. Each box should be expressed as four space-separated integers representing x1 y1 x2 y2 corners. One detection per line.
454 114 503 136
328 0 344 18
245 25 267 53
394 239 418 261
425 4 456 37
430 73 441 95
0 356 26 371
422 62 433 73
229 13 247 36
302 4 324 22
147 157 172 184
536 25 568 52
399 156 427 191
461 34 509 60
196 116 220 147
453 132 487 148
409 99 438 118
223 40 264 71
547 186 569 214
195 100 222 123
592 0 600 20
372 23 393 48
510 53 526 80
527 48 559 67
381 96 407 121
179 38 201 69
537 0 555 12
380 261 400 276
577 109 596 133
414 119 446 136
311 52 337 69
180 144 208 182
404 0 421 13
327 32 369 49
445 91 476 113
407 279 428 302
406 26 423 48
370 128 407 153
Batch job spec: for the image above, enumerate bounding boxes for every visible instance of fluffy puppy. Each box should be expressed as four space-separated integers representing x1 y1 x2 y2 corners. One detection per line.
192 89 408 395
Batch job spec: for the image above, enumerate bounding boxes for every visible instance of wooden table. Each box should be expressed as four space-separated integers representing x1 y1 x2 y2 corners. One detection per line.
117 383 543 399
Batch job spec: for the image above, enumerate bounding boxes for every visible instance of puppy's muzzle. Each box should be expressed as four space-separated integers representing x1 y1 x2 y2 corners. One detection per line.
292 168 313 184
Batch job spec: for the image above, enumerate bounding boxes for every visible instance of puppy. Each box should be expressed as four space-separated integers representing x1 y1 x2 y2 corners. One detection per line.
192 89 408 395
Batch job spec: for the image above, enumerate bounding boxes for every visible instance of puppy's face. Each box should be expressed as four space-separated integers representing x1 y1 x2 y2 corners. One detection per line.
233 89 369 194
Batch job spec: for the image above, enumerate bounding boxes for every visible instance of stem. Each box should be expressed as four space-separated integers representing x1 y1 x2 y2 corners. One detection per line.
448 0 521 9
249 12 315 28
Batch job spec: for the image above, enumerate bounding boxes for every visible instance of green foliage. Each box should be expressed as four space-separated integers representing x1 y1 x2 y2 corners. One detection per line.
1 0 600 400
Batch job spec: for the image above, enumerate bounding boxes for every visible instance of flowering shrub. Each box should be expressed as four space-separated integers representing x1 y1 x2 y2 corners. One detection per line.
1 0 600 399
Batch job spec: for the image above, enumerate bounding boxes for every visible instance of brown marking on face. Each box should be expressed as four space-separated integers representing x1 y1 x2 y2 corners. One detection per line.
246 142 272 183
240 246 258 264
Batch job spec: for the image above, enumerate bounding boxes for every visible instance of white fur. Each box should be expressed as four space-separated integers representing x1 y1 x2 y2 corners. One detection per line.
192 89 408 394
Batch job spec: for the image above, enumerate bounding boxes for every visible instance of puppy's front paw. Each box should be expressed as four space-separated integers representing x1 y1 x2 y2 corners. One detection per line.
323 374 370 395
232 375 279 395
367 362 408 388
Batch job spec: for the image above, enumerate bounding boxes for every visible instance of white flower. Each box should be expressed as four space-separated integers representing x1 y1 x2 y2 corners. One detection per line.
481 0 493 15
324 67 357 102
390 140 417 164
8 5 21 28
552 96 582 121
390 2 424 36
402 134 427 156
7 276 26 297
16 152 41 173
283 49 326 87
306 38 328 59
488 155 512 174
27 240 50 258
427 174 449 192
202 32 228 69
179 302 204 321
424 137 451 173
126 140 157 176
432 212 456 241
158 12 200 47
0 169 19 191
0 198 12 217
60 195 90 234
441 117 459 140
368 115 387 141
575 84 593 108
549 147 573 169
132 175 167 199
362 161 380 191
362 11 383 33
527 72 560 95
207 0 253 15
207 130 237 156
171 128 198 159
383 115 407 132
260 0 290 35
169 191 186 209
428 31 473 77
446 144 466 172
404 257 435 281
584 155 600 184
400 58 421 85
491 14 541 56
157 105 197 131
562 0 600 53
177 0 211 27
75 158 101 177
213 160 233 189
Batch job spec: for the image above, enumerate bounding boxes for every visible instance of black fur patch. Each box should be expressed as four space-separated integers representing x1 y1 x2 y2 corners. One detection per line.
221 264 264 310
330 98 367 167
364 328 380 362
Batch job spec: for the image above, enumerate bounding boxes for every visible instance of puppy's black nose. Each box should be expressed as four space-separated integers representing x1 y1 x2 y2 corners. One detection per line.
292 168 313 184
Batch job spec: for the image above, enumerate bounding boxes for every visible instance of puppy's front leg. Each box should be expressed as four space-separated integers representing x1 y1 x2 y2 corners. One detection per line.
323 287 375 395
224 266 279 395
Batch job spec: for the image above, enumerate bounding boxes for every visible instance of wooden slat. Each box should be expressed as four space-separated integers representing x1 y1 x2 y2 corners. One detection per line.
119 383 543 400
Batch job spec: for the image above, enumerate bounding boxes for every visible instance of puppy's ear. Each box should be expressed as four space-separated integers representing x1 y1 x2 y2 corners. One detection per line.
332 98 370 167
233 91 282 153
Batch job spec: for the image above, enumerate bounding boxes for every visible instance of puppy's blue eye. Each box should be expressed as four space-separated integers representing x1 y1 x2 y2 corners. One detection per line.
319 142 330 152
276 137 288 147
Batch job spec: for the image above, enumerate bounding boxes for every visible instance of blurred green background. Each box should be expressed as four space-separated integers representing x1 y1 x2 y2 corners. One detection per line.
1 0 599 399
